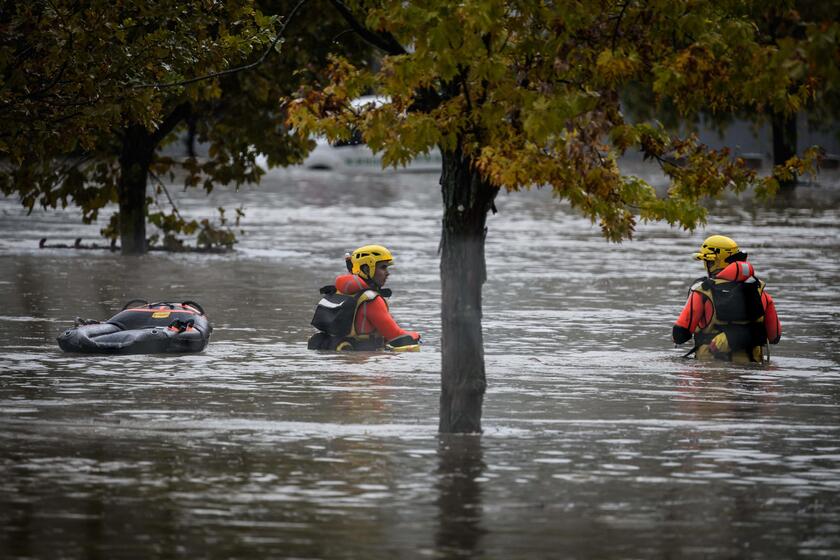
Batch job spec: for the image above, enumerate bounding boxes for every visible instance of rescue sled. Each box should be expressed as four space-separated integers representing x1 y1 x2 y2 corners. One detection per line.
57 300 212 354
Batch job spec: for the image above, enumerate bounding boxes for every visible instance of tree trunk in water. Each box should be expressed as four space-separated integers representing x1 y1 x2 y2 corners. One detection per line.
438 148 499 433
771 112 798 189
118 125 155 255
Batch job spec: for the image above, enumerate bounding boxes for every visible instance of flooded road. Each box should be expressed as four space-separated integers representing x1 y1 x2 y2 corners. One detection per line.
1 167 839 558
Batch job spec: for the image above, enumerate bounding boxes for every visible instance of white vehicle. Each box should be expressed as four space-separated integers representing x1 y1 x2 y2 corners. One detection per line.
297 95 442 173
300 136 442 173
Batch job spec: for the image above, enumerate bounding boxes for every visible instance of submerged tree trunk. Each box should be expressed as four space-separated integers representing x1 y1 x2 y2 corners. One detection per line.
438 147 499 433
771 112 798 189
118 125 155 255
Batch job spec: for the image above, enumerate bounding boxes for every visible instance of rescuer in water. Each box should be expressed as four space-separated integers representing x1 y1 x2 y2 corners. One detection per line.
673 235 781 362
307 244 421 351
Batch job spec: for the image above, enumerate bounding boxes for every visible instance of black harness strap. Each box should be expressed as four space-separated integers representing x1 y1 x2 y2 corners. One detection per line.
682 344 699 358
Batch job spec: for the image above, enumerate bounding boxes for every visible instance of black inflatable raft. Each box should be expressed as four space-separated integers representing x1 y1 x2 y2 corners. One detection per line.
57 300 212 354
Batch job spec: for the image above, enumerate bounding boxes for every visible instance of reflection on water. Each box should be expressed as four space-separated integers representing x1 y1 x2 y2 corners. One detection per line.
1 168 839 558
435 435 486 558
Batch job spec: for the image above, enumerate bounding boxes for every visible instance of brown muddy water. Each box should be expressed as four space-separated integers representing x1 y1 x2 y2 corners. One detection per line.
1 167 839 559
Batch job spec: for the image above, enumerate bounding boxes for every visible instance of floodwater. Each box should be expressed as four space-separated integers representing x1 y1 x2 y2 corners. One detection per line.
1 164 839 559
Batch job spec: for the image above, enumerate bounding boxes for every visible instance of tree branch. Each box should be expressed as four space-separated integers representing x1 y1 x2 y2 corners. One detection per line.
149 170 184 221
134 0 308 89
327 0 407 55
458 65 473 114
151 102 192 146
611 1 629 51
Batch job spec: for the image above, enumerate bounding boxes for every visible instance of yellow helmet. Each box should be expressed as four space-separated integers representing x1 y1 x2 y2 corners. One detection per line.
350 244 393 280
693 235 740 273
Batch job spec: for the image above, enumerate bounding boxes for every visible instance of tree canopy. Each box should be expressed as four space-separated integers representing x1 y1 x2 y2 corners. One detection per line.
289 0 831 240
2 1 267 244
622 0 840 180
0 0 368 252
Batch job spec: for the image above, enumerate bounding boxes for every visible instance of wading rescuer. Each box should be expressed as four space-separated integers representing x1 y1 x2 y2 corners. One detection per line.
673 235 781 362
307 244 421 351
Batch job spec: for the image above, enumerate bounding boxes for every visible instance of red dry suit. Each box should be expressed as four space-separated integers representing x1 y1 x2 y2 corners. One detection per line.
673 261 781 361
334 274 420 343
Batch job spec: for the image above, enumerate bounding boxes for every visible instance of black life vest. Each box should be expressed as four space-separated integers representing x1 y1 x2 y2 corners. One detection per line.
308 285 383 350
692 277 768 353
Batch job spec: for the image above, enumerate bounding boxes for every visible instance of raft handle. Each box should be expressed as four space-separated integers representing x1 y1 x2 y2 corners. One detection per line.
168 318 195 333
122 299 149 310
181 300 205 315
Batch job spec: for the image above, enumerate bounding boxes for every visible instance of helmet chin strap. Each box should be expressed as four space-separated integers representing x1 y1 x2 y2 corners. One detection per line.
725 251 748 263
705 260 717 277
359 265 379 288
